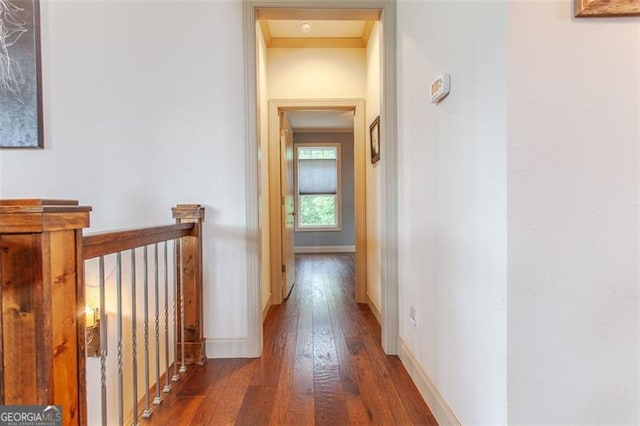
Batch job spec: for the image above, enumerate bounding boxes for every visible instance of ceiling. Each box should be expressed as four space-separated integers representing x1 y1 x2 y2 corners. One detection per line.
268 20 366 38
257 9 376 131
260 19 374 48
256 7 380 47
288 110 354 132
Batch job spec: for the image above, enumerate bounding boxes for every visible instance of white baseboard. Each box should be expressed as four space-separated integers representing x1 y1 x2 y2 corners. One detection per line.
367 294 382 325
294 245 355 253
398 339 461 426
206 338 255 358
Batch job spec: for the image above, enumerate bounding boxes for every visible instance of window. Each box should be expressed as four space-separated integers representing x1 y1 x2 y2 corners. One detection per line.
295 144 341 231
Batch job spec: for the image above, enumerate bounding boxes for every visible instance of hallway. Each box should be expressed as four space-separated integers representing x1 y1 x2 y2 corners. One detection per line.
145 254 436 425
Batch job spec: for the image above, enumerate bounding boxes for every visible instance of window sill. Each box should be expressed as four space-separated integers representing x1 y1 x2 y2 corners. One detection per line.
295 225 342 232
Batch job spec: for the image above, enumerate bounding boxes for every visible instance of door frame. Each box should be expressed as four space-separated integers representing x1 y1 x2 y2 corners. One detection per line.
268 99 367 307
243 0 399 356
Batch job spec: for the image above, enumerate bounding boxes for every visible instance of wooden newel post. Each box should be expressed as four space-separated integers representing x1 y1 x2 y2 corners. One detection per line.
0 199 91 425
172 204 205 364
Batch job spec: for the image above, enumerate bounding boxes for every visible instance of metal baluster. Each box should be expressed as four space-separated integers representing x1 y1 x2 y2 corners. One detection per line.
163 241 172 393
142 246 152 418
171 239 180 382
99 257 108 426
153 243 162 405
179 238 186 373
116 253 124 426
130 250 139 426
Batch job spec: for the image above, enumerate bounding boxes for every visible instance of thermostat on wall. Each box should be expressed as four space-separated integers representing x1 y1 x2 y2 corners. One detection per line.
430 74 451 104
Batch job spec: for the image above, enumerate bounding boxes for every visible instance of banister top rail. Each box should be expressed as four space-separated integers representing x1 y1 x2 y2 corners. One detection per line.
0 199 92 233
83 223 194 260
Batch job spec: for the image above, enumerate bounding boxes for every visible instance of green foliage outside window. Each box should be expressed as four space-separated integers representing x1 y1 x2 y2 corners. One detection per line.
298 148 337 160
300 195 336 226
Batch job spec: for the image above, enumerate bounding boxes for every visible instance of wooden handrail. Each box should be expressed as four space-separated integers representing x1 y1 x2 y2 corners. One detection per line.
83 223 194 259
0 200 205 425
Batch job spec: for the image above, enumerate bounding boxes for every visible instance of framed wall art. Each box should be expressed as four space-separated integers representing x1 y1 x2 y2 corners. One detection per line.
0 0 43 148
370 115 380 164
575 0 640 17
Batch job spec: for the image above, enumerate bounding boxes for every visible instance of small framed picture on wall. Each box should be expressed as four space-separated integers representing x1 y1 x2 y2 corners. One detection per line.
370 116 380 164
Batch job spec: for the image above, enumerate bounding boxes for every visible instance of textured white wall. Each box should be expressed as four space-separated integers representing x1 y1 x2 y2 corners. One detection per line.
507 2 640 423
397 1 508 423
0 0 249 344
366 23 383 314
267 47 366 99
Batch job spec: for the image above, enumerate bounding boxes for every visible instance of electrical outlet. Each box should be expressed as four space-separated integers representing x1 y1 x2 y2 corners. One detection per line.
409 306 417 326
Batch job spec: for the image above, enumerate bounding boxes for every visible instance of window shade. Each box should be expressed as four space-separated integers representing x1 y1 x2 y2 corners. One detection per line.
298 158 337 195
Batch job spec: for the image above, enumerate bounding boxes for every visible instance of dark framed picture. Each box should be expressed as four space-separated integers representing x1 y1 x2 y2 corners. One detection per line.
0 0 44 148
369 115 380 164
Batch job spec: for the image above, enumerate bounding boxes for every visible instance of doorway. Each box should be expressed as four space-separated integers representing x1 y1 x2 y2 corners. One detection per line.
243 0 399 357
267 100 367 307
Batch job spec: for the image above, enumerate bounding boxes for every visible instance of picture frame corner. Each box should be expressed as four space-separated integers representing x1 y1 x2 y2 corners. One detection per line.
369 115 381 165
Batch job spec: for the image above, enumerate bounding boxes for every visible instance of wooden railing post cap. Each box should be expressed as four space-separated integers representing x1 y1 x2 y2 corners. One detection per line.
172 204 205 221
0 199 89 209
0 199 92 232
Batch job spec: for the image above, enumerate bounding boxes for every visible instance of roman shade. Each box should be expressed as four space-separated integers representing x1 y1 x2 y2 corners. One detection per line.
298 158 337 195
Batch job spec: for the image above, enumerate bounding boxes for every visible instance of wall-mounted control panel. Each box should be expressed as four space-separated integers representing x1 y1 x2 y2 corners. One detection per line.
430 73 451 104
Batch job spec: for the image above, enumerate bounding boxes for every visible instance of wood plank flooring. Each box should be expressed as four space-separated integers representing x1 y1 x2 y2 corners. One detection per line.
143 253 437 425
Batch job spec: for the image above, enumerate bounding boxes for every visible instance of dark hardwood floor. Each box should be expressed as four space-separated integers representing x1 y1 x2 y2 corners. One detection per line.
144 253 437 425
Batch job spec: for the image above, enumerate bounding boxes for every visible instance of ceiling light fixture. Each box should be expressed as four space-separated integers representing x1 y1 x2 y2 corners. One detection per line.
299 22 312 34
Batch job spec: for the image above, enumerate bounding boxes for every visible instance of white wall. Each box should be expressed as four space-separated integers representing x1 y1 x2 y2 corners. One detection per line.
398 0 640 424
365 23 383 314
267 47 366 99
0 0 250 353
257 23 272 314
397 1 508 424
507 2 640 423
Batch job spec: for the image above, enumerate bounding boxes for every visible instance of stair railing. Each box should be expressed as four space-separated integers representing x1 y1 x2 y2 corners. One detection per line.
0 200 205 425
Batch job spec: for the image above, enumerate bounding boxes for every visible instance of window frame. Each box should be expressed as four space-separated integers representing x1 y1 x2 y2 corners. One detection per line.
294 142 342 232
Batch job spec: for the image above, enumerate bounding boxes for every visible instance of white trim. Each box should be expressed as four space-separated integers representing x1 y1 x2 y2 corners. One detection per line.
206 337 252 359
242 1 263 358
378 0 399 355
367 293 382 325
295 245 355 253
398 339 461 426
